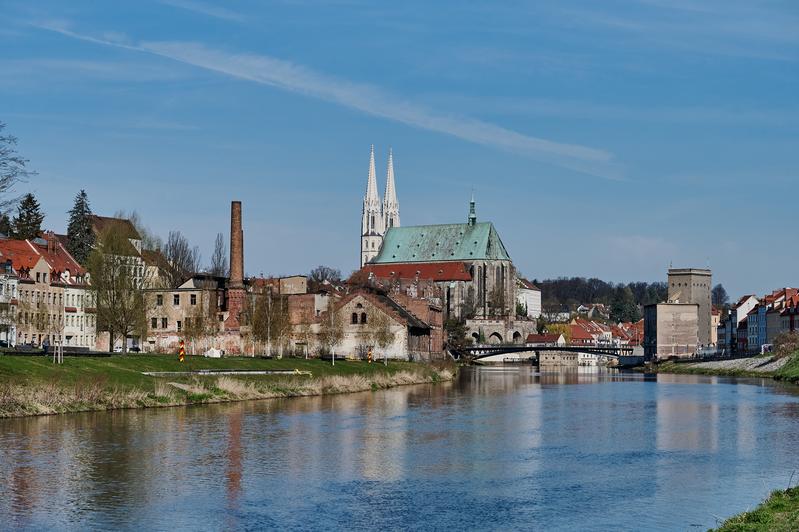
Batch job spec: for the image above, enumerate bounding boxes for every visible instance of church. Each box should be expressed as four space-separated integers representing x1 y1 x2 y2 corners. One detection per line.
359 148 523 331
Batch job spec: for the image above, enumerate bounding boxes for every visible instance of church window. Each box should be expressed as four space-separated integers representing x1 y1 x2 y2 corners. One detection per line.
361 312 368 324
351 313 358 324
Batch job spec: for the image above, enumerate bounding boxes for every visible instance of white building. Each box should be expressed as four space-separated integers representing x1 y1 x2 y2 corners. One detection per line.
0 259 18 346
516 278 542 319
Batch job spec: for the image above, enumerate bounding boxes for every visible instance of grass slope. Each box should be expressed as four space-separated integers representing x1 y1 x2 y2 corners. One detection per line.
716 487 799 531
0 355 454 418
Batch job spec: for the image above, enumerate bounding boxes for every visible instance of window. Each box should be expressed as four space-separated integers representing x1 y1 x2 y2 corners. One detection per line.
36 272 41 282
173 294 180 306
360 312 367 324
177 320 182 331
161 318 167 328
190 294 197 305
156 295 163 306
351 312 358 324
151 318 157 329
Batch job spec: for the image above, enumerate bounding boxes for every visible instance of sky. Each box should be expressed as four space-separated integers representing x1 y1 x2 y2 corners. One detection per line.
1 0 797 299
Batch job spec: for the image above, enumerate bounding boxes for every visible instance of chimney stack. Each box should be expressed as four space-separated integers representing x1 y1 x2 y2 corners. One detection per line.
230 201 244 288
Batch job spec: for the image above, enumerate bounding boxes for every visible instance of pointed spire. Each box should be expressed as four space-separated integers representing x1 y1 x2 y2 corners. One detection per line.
384 148 397 206
365 144 379 203
382 147 400 229
468 192 477 226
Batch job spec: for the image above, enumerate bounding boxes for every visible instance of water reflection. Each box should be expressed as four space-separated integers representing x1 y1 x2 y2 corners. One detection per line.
2 368 799 530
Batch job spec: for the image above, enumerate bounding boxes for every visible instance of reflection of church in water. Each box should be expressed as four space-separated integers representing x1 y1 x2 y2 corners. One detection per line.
358 146 521 325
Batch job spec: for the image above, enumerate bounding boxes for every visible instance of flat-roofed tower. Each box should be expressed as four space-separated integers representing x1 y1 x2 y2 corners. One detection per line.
667 268 712 346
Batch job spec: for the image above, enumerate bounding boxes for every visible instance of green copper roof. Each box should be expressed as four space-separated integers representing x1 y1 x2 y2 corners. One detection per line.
373 222 511 263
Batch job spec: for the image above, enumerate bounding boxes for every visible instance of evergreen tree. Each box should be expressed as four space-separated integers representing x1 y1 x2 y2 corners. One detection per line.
66 189 95 264
0 213 11 236
11 193 44 240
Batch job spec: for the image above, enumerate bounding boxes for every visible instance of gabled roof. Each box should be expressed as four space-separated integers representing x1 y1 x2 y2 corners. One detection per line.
362 262 472 282
90 215 141 241
373 221 511 263
0 236 86 285
517 278 540 291
335 290 430 329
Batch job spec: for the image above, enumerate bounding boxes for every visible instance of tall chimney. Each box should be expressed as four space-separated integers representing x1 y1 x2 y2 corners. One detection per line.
230 201 244 288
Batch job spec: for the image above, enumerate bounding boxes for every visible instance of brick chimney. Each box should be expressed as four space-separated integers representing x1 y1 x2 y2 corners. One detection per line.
229 201 244 288
225 201 246 332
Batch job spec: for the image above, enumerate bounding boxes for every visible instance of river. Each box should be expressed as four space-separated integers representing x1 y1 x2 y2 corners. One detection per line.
2 367 799 531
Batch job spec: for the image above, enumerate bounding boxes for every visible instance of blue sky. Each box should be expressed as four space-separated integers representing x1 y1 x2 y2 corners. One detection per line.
1 0 797 298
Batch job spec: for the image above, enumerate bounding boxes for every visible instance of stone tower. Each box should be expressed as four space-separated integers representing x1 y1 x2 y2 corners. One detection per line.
361 145 384 267
667 268 712 346
383 148 400 231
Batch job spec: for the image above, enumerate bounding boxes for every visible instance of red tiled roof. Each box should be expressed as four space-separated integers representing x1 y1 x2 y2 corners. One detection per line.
362 262 472 282
526 333 561 343
0 236 86 284
518 278 540 291
570 324 595 340
0 238 43 271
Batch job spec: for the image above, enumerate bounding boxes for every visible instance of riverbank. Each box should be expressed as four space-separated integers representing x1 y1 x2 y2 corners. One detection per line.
0 355 455 418
642 353 799 383
715 487 799 531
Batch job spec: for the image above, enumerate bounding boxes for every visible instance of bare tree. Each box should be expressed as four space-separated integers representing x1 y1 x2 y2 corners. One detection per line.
87 228 150 353
113 209 163 251
252 292 291 356
0 121 36 212
209 232 228 277
163 230 201 288
309 265 342 284
368 310 395 364
318 308 344 356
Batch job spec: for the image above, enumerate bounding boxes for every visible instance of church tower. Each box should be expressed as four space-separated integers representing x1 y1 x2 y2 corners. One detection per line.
383 148 400 231
361 145 384 267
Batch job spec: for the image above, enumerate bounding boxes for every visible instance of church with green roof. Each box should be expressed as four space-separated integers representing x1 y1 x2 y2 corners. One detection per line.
366 197 517 322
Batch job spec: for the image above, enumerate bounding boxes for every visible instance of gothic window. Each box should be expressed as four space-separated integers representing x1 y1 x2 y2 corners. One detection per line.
351 313 358 324
361 312 368 324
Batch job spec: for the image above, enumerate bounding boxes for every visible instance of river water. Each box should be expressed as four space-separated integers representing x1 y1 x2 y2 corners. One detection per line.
2 367 799 531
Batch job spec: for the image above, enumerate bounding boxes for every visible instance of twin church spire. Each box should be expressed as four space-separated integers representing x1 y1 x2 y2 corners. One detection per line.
361 145 400 267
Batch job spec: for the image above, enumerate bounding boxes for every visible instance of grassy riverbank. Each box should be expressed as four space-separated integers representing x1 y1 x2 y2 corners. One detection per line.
0 355 455 418
644 353 799 384
715 487 799 531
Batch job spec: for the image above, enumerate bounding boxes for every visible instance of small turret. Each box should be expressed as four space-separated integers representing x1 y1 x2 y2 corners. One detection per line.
467 192 477 226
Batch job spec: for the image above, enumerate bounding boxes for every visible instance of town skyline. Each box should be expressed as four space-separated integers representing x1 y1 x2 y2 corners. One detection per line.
2 0 797 297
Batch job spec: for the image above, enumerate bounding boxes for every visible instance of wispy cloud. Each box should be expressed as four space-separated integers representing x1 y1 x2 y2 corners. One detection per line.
159 0 244 22
435 96 799 127
34 23 622 180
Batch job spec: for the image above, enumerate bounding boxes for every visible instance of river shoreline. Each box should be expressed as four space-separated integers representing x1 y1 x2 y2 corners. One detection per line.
636 353 799 384
0 355 455 419
714 486 799 531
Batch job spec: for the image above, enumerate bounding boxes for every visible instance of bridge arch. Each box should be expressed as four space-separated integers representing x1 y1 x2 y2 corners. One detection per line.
488 332 503 344
471 332 480 344
512 331 523 344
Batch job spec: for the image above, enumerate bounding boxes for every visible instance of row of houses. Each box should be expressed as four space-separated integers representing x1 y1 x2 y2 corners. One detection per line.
0 233 95 349
717 288 799 354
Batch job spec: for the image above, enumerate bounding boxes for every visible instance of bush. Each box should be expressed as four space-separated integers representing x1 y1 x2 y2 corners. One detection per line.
773 331 799 359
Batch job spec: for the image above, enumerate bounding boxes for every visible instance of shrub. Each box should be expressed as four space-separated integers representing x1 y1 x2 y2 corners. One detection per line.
774 331 799 359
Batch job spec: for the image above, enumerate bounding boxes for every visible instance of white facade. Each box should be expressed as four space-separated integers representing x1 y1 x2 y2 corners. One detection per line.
63 285 96 349
517 283 542 319
0 268 18 346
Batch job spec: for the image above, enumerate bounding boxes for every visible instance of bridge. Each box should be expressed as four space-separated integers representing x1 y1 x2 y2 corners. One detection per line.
452 344 635 361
